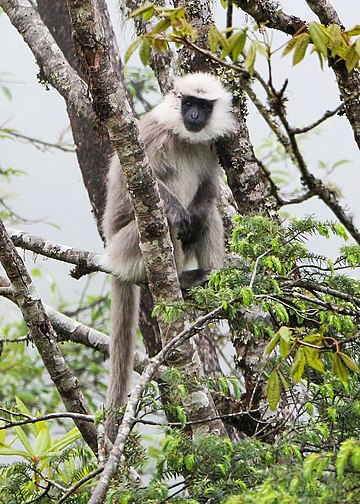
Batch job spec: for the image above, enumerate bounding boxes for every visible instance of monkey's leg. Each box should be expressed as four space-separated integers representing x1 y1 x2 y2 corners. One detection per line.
101 221 146 283
193 207 224 271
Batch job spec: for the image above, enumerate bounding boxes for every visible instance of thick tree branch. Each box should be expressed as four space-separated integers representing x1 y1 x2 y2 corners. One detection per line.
304 0 360 151
0 276 151 372
65 0 227 446
305 0 342 26
6 227 104 275
0 220 98 453
232 0 306 35
0 0 91 118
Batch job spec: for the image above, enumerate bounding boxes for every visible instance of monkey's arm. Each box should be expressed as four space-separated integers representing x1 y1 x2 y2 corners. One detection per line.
157 180 192 243
182 178 218 247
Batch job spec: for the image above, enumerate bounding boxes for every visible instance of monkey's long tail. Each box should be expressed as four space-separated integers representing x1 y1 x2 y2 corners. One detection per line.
105 277 140 442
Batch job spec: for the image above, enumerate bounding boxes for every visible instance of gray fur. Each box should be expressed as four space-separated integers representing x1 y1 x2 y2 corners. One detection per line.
101 73 234 441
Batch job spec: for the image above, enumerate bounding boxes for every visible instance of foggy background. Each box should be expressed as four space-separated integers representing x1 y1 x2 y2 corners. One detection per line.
1 0 360 318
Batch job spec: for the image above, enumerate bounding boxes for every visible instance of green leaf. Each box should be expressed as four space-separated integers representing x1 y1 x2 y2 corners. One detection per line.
278 326 292 343
184 454 195 470
139 38 151 66
344 41 360 72
282 36 297 58
345 24 360 36
279 336 290 358
14 397 38 437
265 332 280 356
143 5 155 21
266 370 281 411
125 38 141 63
230 30 247 61
151 18 171 35
46 427 80 454
34 427 51 457
130 3 154 19
228 376 241 400
327 24 343 57
244 41 256 75
14 426 34 455
293 33 310 65
278 370 289 391
208 26 223 52
1 86 12 102
291 348 306 383
304 347 324 373
338 352 360 374
239 286 253 306
308 21 328 58
332 353 348 382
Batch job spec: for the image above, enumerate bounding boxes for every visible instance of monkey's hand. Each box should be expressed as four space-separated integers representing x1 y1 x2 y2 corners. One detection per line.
175 210 193 245
178 211 204 249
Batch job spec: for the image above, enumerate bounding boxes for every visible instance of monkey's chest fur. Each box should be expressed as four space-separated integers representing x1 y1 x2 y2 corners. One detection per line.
141 116 220 209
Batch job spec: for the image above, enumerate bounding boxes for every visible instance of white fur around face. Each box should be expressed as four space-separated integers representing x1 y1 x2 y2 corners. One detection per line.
152 73 235 143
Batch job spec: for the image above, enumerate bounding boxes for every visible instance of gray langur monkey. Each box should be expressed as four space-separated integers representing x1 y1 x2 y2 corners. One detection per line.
101 72 235 441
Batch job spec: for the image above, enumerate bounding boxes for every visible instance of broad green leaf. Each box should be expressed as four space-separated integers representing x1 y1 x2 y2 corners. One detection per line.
130 3 154 19
228 376 241 399
208 26 224 52
14 397 38 437
338 352 360 374
266 370 281 411
143 5 155 21
346 24 360 36
327 24 343 56
278 326 292 343
308 21 328 57
151 18 171 35
332 353 348 382
265 332 280 356
0 447 31 458
343 41 360 73
230 30 247 61
278 370 289 390
279 336 290 358
0 426 5 444
184 454 195 470
46 427 80 454
253 40 268 58
304 347 324 372
139 38 151 66
34 428 51 457
282 36 297 57
291 347 306 383
244 41 256 75
14 426 34 455
293 33 310 65
125 39 140 63
336 438 354 478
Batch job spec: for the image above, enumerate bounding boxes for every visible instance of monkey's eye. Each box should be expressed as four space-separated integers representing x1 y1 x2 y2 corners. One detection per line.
200 102 213 112
183 100 193 108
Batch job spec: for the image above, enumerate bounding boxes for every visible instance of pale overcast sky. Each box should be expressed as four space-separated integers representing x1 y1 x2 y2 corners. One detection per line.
0 1 360 311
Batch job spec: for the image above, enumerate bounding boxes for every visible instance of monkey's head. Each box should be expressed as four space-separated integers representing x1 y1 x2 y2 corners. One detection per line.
153 73 235 143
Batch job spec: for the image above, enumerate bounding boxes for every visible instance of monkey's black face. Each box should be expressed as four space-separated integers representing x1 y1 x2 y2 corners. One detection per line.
181 96 215 132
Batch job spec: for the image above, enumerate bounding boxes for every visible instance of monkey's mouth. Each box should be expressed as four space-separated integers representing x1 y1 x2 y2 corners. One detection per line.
184 121 205 133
